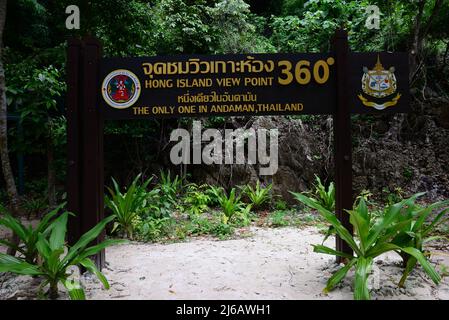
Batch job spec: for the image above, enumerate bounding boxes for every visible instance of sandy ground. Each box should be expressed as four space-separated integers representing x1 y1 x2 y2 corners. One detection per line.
81 226 449 300
1 226 449 300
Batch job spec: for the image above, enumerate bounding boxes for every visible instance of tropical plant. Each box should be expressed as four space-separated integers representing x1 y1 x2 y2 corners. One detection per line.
206 184 225 207
212 222 234 239
183 184 211 216
22 195 48 217
135 216 172 241
158 170 183 203
291 192 441 300
217 188 244 225
243 181 272 210
295 175 335 213
268 210 290 227
233 204 253 227
142 188 172 219
186 214 215 236
0 203 65 263
274 198 288 211
382 187 405 207
0 214 123 299
105 174 152 238
312 175 335 212
390 195 449 287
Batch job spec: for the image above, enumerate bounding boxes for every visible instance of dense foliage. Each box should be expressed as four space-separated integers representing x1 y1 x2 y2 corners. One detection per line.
0 207 123 299
291 191 447 300
1 0 449 300
1 0 448 206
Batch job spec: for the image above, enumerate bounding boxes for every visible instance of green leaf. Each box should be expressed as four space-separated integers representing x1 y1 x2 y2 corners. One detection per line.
0 253 42 275
79 258 110 289
63 215 115 265
400 247 441 285
354 257 373 300
399 256 417 288
49 212 68 250
349 209 369 254
366 242 401 258
325 259 357 293
0 214 28 242
423 235 449 243
36 233 52 261
313 244 353 259
357 197 369 221
37 203 66 234
366 194 423 249
414 200 449 233
62 278 86 300
75 239 127 263
423 208 449 236
291 192 361 256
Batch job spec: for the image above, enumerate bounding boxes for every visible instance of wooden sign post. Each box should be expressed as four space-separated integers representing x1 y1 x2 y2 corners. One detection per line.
333 30 354 260
67 37 105 267
67 30 409 268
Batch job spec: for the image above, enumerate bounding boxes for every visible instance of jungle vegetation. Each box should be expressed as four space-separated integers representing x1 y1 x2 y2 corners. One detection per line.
0 0 448 300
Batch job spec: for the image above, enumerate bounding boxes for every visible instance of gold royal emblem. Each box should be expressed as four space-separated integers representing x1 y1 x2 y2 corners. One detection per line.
358 55 401 110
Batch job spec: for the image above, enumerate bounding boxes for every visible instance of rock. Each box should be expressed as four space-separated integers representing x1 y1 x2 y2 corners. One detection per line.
192 116 332 204
191 104 449 202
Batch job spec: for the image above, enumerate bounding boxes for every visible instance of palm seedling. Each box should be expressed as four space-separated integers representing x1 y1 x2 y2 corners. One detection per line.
183 183 211 216
312 175 335 212
0 213 124 299
206 185 226 207
217 188 244 225
0 203 65 264
243 181 272 210
291 192 441 300
105 174 152 238
158 170 183 203
390 194 449 286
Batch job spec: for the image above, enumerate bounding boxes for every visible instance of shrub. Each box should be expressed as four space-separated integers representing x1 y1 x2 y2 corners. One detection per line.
274 198 288 211
142 188 173 219
0 214 123 299
382 187 404 207
187 215 215 236
234 204 253 227
158 170 183 204
269 210 290 227
291 192 441 300
105 174 152 239
243 181 272 210
312 175 335 212
291 175 335 213
182 184 211 216
217 188 244 225
390 194 449 286
212 222 234 239
135 216 173 241
206 184 225 207
0 203 65 264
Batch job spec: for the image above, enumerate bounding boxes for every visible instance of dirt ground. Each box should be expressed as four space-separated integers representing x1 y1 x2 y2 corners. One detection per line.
82 226 449 300
1 226 449 300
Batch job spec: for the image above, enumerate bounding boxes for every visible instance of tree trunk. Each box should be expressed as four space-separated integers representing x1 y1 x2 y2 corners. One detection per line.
410 0 426 81
47 136 57 208
410 0 443 82
0 0 21 255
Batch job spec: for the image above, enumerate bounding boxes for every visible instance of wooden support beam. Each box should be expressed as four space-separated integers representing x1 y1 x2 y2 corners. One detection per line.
67 38 82 246
333 29 354 262
67 37 104 268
